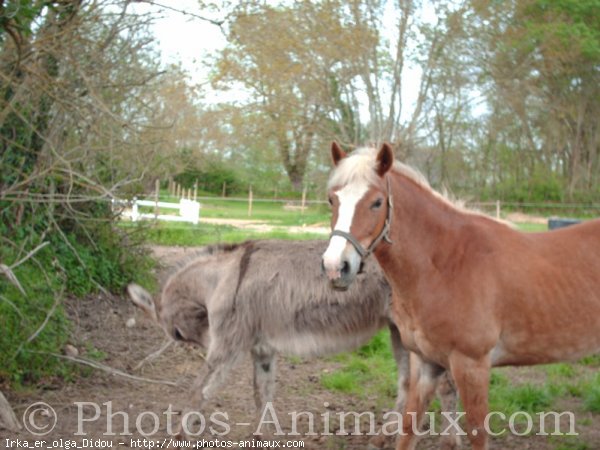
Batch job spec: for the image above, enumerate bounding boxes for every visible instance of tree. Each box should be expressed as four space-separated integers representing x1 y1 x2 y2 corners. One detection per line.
467 0 600 198
211 1 377 191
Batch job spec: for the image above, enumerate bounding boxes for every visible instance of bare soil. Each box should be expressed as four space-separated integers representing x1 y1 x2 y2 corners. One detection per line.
1 246 598 450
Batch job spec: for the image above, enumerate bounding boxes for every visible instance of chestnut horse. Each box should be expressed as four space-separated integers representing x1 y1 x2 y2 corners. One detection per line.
322 142 600 450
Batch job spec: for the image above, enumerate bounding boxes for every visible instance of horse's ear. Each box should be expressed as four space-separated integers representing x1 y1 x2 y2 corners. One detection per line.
331 142 347 166
376 143 394 177
127 283 157 321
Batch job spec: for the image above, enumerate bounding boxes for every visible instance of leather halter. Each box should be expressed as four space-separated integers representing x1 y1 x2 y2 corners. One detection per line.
330 175 393 261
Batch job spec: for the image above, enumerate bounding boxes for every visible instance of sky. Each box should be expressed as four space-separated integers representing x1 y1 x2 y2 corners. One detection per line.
130 1 228 86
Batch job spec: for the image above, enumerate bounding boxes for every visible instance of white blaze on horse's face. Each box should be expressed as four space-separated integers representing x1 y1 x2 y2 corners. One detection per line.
322 142 395 290
322 181 369 285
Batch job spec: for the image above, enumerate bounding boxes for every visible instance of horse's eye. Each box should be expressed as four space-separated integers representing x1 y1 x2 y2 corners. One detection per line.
371 198 383 209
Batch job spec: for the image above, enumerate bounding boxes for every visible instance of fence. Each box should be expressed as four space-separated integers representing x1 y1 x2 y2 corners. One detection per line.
113 198 201 225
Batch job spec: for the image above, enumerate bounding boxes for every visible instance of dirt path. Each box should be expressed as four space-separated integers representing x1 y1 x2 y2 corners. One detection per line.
200 217 330 235
0 246 597 449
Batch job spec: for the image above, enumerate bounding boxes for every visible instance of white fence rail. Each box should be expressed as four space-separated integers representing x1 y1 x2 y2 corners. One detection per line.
114 198 201 225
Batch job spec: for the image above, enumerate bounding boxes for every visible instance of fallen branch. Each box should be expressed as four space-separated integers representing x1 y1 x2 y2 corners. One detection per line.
28 351 181 388
0 390 21 432
134 338 173 371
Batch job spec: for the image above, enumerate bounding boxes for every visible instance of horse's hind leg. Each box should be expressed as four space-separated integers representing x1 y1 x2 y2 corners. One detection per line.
369 324 410 450
251 344 278 438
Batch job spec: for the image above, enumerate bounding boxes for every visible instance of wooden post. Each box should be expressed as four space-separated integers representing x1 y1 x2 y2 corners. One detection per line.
154 179 160 220
496 200 501 220
248 185 253 217
222 181 227 198
301 186 307 216
193 180 198 201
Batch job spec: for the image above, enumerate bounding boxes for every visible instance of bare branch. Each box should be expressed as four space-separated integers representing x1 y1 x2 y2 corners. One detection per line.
30 352 180 387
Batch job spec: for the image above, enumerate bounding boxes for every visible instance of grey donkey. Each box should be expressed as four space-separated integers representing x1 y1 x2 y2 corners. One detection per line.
128 240 460 449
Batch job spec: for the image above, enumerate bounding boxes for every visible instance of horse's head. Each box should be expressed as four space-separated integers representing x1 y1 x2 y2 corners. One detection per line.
128 281 210 348
322 142 394 290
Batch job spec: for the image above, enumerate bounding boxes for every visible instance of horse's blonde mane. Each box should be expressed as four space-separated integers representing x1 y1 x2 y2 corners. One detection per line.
328 147 508 225
328 147 430 190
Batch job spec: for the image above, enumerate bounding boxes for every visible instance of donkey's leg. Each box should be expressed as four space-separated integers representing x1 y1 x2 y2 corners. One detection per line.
448 353 491 450
396 353 444 450
369 324 410 450
177 348 241 440
436 371 462 450
250 344 277 438
390 324 411 413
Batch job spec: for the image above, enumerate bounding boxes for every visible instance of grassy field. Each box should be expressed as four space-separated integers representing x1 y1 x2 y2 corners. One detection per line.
129 205 599 449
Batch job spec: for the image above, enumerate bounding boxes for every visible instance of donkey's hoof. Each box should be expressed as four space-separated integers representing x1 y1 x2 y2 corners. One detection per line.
367 434 394 450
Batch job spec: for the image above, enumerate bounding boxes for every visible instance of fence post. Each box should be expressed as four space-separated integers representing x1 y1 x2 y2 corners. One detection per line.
193 180 198 201
175 183 180 199
301 186 307 216
222 181 227 198
132 197 139 222
496 200 501 220
248 185 253 217
154 179 160 220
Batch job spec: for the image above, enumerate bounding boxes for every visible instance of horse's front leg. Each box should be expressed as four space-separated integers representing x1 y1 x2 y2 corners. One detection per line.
369 324 410 450
396 353 445 450
448 352 491 450
250 344 278 439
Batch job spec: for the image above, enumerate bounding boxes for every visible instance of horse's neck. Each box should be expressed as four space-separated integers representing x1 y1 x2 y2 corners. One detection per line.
377 173 468 283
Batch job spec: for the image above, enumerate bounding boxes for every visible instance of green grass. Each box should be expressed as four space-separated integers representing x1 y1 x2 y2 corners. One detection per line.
515 222 548 232
320 330 397 405
152 191 330 226
120 221 325 246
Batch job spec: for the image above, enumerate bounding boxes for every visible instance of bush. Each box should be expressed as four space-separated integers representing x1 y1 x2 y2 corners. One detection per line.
175 161 242 195
0 199 154 387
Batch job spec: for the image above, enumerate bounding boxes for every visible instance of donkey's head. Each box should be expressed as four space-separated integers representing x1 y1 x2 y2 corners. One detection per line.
127 282 210 347
322 142 394 290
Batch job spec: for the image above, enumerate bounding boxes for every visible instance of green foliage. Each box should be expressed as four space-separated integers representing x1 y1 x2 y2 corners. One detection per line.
0 200 154 386
175 160 242 195
487 167 564 203
523 0 600 63
0 253 73 385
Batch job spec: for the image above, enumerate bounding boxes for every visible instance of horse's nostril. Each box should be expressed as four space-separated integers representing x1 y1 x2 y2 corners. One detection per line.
341 260 350 276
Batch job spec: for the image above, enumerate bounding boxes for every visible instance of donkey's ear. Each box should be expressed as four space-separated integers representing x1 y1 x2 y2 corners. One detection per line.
127 283 157 321
376 143 394 177
331 142 347 166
